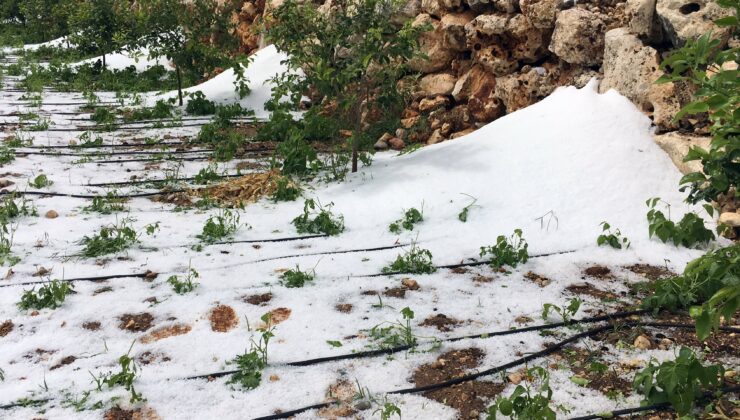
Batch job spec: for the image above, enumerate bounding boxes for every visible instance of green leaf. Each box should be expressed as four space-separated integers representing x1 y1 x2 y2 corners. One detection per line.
326 340 342 347
570 376 591 386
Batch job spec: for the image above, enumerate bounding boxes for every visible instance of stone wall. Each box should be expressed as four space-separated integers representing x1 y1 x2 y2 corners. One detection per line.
232 0 733 152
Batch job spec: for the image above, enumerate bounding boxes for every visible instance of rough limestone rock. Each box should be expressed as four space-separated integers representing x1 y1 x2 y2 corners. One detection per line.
600 28 660 112
656 0 734 47
441 12 477 51
452 64 501 121
419 73 458 96
506 14 548 62
520 0 561 29
653 132 711 175
391 0 422 25
409 14 457 73
626 0 657 36
422 0 462 17
719 212 740 227
549 9 607 66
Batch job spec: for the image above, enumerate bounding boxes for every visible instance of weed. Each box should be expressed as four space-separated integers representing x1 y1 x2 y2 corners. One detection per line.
91 343 143 403
458 194 478 222
368 307 418 350
0 194 37 223
596 221 630 249
541 298 581 324
270 177 301 202
374 400 402 420
90 107 116 129
80 218 139 258
197 209 241 243
5 132 33 147
0 146 15 165
382 244 436 274
29 174 53 189
228 313 275 391
479 229 529 271
646 198 714 248
0 221 19 266
168 262 199 294
193 164 223 185
83 193 127 214
76 131 104 148
279 264 316 288
18 280 74 311
388 206 423 234
634 346 724 416
486 367 555 420
292 199 345 235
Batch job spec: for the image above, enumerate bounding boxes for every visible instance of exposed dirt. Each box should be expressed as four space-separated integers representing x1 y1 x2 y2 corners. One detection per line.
244 292 272 305
335 303 353 313
93 286 113 295
625 264 675 281
566 282 618 300
0 319 13 337
140 324 192 344
138 351 172 366
82 321 101 331
524 271 552 287
318 379 357 418
118 313 154 332
472 274 494 283
266 307 292 325
450 267 469 274
420 314 461 332
50 355 77 371
412 348 504 419
552 347 633 398
383 287 406 298
583 265 612 278
105 407 135 420
210 305 239 332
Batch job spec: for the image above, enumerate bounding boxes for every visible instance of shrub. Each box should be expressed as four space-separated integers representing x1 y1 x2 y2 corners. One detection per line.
646 198 714 248
186 91 216 115
197 209 241 243
388 207 423 234
382 244 436 274
270 177 301 202
80 219 139 257
596 221 630 249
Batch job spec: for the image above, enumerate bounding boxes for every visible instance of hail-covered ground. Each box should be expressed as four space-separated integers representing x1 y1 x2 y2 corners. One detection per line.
0 41 735 420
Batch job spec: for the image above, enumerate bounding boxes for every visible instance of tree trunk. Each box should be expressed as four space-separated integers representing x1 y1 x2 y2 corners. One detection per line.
102 53 106 70
176 66 183 106
351 105 361 173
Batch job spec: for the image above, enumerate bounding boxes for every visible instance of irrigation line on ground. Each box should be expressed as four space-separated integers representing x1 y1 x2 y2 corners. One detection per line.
16 141 191 150
86 173 244 187
250 321 740 420
0 189 189 199
16 148 214 157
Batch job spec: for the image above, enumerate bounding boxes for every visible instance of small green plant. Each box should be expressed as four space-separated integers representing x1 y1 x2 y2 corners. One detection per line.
193 164 223 185
388 206 423 234
458 194 478 222
0 194 37 223
279 265 315 288
292 199 345 235
185 91 216 115
91 343 143 403
646 198 715 248
374 400 402 420
76 131 104 148
382 243 436 274
80 218 140 258
83 193 127 214
596 221 630 249
18 280 74 311
368 307 418 350
197 209 241 243
90 107 116 128
270 177 301 202
541 298 582 324
633 346 724 417
0 221 19 266
167 262 199 294
228 313 276 391
29 174 53 189
479 229 529 271
0 146 16 165
486 367 555 420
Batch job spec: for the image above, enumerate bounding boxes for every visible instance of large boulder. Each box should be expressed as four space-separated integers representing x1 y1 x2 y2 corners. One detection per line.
391 0 422 25
452 64 502 122
409 14 458 73
549 9 607 66
626 0 657 36
656 0 734 47
520 0 561 29
422 0 463 18
600 28 687 131
419 73 458 96
441 11 477 51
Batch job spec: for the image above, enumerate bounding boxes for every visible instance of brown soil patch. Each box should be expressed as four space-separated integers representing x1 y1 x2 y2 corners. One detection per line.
335 303 353 313
0 319 13 337
150 191 192 207
420 314 461 332
625 264 675 281
210 305 239 332
138 351 171 365
412 348 504 418
384 287 406 298
93 286 113 295
472 274 493 283
195 170 294 208
244 292 272 305
553 347 632 397
267 307 291 325
318 379 358 418
584 265 612 278
140 324 192 344
82 321 101 331
50 355 77 371
566 282 618 300
524 271 552 287
450 267 469 274
361 290 378 296
104 407 161 420
118 313 154 332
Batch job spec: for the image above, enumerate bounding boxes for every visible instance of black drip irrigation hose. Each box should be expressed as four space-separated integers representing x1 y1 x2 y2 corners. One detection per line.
244 242 409 264
16 148 213 157
16 141 191 150
0 189 189 199
188 310 649 381
86 173 244 187
568 385 740 420
356 249 578 278
0 272 151 288
250 321 740 420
